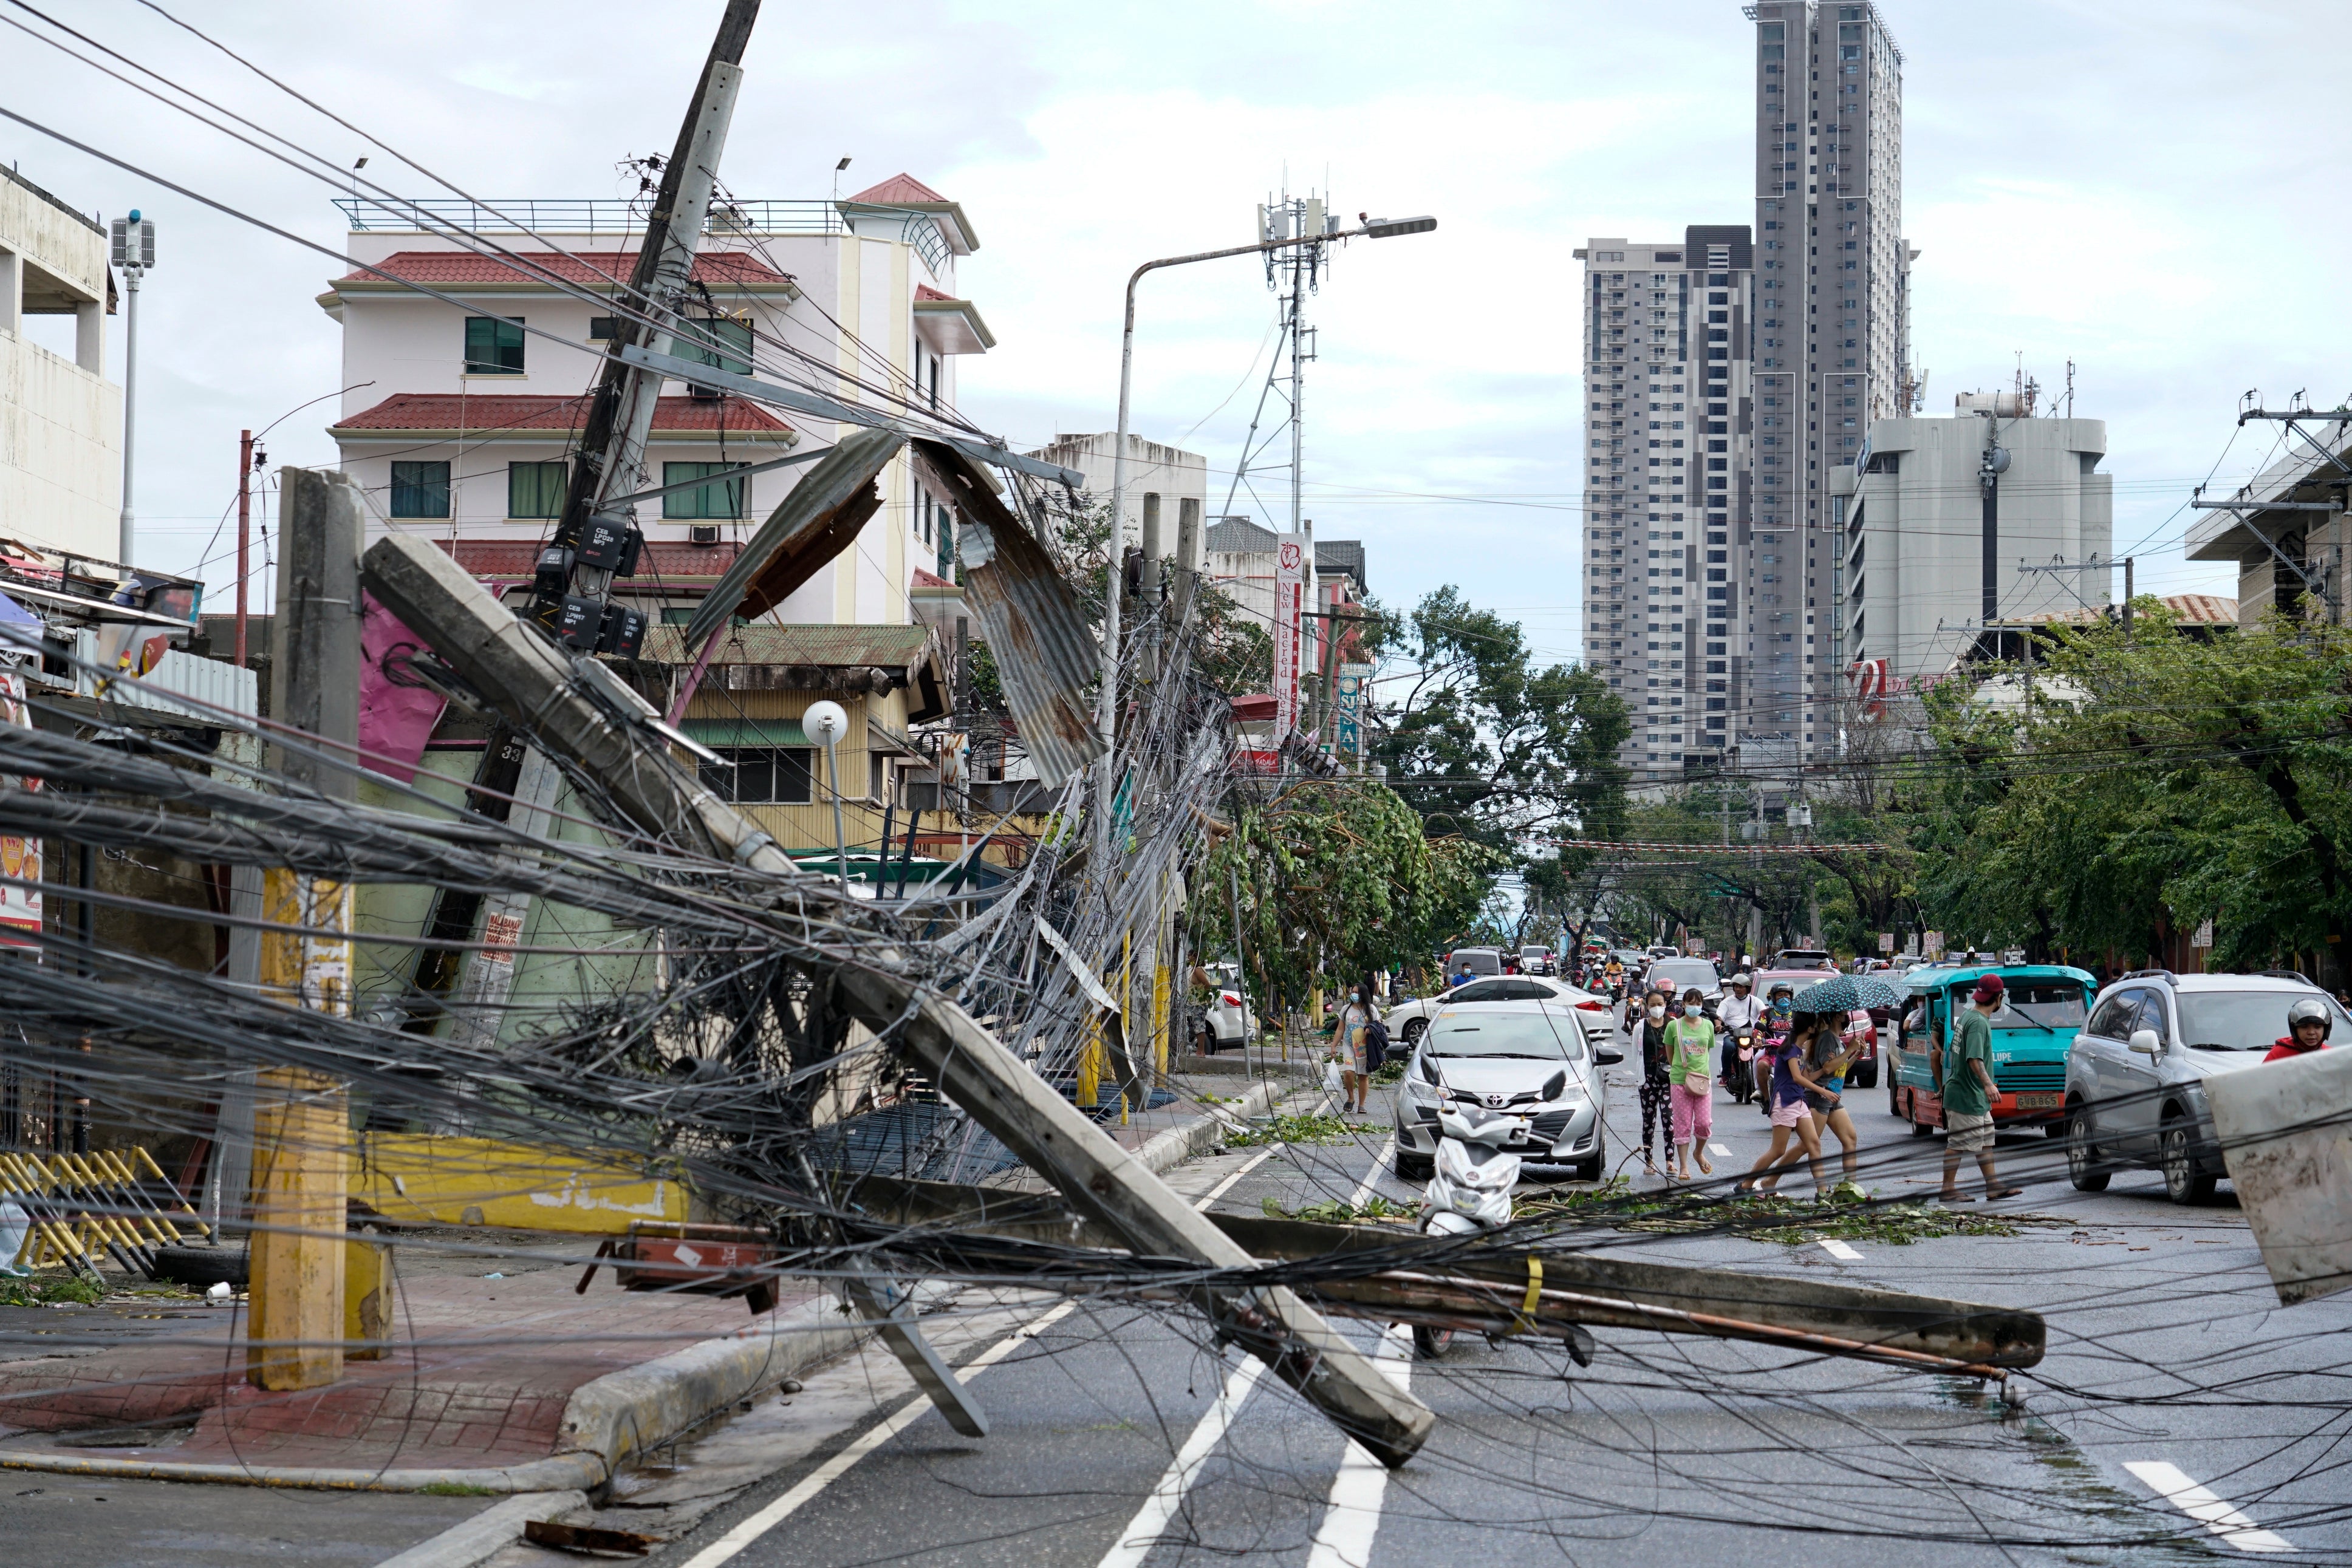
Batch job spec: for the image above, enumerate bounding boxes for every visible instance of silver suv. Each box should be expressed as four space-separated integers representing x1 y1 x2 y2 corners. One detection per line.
2065 970 2351 1204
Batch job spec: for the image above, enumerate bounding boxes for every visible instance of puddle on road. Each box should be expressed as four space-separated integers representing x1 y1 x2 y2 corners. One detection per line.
1933 1378 2220 1566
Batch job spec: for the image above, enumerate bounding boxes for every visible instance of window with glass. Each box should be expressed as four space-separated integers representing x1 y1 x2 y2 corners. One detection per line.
662 462 747 520
675 316 753 377
389 461 451 519
700 747 814 804
507 461 567 519
463 316 525 375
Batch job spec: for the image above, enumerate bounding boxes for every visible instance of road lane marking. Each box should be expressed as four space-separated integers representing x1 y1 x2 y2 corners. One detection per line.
1709 1143 1732 1156
1305 1324 1413 1568
1348 1138 1398 1207
676 1299 1081 1568
2123 1461 2294 1553
1094 1354 1270 1568
1193 1144 1280 1210
1818 1239 1864 1261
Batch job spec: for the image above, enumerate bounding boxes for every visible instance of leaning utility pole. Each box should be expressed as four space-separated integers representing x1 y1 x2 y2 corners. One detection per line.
248 468 363 1392
403 0 759 1028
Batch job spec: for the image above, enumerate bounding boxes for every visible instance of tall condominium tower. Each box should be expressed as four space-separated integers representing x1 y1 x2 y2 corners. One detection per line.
1577 227 1755 787
1742 0 1907 766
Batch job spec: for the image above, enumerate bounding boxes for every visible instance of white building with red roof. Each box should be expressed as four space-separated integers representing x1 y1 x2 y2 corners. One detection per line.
317 175 993 628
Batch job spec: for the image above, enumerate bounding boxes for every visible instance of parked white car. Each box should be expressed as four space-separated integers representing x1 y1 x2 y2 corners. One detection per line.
1197 963 1259 1052
1383 974 1611 1048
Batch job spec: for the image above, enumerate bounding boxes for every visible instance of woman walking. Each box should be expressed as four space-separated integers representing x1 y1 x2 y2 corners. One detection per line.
1333 984 1376 1116
1740 1011 1828 1195
1665 987 1716 1179
1635 989 1675 1174
1806 1009 1866 1184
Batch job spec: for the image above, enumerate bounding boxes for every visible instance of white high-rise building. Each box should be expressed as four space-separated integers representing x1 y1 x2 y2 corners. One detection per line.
1745 0 1909 764
1578 228 1755 785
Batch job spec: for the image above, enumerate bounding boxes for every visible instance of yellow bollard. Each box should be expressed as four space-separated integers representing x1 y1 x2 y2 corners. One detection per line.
1152 964 1171 1087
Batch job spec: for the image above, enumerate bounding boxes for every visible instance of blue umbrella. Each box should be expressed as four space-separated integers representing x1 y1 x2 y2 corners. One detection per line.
1792 973 1906 1014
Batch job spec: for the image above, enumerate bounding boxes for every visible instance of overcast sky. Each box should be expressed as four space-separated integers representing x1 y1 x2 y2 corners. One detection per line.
7 0 2347 660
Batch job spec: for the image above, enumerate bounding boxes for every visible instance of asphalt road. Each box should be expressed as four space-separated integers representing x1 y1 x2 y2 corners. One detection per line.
610 1048 2349 1568
8 1049 2345 1567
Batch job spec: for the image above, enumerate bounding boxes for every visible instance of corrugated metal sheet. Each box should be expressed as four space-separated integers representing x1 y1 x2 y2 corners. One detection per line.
680 427 900 651
910 438 1106 789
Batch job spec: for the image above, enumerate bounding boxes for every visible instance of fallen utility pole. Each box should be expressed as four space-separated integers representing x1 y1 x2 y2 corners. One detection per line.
829 1174 2048 1375
248 468 364 1392
358 531 1437 1468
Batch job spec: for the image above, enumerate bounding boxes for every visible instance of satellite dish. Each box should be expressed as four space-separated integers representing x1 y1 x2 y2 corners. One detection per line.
802 700 849 749
1986 447 2012 476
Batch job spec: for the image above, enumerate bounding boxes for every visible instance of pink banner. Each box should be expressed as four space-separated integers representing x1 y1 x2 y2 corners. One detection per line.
1273 537 1304 743
358 593 448 784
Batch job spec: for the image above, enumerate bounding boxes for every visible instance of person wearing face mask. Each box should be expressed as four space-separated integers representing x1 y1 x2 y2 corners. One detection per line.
1636 992 1675 1175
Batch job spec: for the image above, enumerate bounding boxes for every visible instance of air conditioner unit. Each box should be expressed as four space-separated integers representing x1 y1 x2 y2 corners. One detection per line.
688 381 723 401
688 524 721 545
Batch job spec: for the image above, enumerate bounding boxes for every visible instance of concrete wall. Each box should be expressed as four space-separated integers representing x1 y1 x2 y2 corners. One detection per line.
1 169 119 559
1028 432 1208 552
1844 413 2110 678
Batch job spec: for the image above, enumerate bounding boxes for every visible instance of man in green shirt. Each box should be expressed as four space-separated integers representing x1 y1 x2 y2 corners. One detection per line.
1938 975 2023 1202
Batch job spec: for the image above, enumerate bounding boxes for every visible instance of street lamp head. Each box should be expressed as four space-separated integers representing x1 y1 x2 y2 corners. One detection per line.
1362 215 1437 239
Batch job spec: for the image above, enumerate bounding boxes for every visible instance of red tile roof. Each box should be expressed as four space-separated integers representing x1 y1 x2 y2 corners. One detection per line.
914 283 954 302
911 567 956 588
339 250 791 287
847 173 948 206
438 538 744 582
332 392 791 435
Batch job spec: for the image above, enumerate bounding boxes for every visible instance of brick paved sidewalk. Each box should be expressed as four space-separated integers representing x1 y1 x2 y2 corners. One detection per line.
0 1265 825 1473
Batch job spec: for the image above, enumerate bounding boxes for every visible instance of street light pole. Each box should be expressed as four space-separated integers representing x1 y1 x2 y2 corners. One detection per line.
1097 215 1435 874
109 212 155 566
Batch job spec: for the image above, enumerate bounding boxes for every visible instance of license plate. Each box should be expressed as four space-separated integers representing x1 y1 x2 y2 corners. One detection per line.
2011 1092 2062 1110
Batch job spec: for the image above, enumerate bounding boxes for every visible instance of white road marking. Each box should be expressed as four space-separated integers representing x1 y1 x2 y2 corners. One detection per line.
1305 1325 1413 1568
1093 1135 1395 1567
2123 1461 2294 1553
1818 1238 1864 1261
675 1300 1080 1567
1708 1143 1732 1156
1193 1143 1280 1210
1095 1355 1270 1568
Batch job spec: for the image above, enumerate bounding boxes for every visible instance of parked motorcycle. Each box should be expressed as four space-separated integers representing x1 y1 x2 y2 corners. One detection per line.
1414 1089 1597 1369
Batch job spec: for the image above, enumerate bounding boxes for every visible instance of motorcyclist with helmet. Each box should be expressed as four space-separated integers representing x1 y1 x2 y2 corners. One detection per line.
2267 996 2334 1062
1717 972 1763 1100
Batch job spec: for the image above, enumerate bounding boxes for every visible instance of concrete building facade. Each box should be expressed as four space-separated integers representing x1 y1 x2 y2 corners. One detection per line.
1026 432 1207 556
1 165 120 563
1836 404 2111 681
321 174 990 627
1576 228 1755 783
1746 0 1910 762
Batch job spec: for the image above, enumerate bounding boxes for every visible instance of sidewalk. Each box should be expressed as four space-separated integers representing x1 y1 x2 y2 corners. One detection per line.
0 1071 1301 1491
0 1254 855 1489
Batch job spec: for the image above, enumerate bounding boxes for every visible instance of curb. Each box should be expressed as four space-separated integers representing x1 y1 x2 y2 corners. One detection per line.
1136 1071 1294 1174
372 1488 588 1568
0 1295 870 1494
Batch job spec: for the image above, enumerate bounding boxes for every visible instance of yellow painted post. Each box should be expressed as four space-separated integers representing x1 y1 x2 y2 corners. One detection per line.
1152 963 1171 1087
247 874 354 1391
343 1233 392 1362
1076 1013 1102 1109
247 468 363 1394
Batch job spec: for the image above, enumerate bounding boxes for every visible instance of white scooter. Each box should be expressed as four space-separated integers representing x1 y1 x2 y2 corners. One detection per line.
1413 1075 1595 1367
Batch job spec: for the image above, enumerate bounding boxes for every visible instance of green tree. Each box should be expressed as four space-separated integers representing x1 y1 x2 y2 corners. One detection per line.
1190 779 1503 1001
1898 606 2352 973
1368 586 1630 937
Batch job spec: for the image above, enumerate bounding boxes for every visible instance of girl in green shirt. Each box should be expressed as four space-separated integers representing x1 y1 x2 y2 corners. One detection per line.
1666 988 1717 1178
